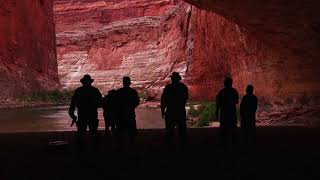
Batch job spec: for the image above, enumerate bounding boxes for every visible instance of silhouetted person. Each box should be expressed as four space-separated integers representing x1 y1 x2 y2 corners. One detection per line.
216 77 239 147
161 72 188 149
102 89 120 136
69 74 102 151
117 76 140 144
240 85 258 145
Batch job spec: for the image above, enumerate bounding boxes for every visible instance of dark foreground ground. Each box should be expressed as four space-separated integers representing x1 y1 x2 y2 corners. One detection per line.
0 127 319 180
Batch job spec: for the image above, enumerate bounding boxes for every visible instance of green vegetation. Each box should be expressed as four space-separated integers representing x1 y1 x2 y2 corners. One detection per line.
138 91 147 100
188 102 218 127
17 89 74 104
188 101 240 127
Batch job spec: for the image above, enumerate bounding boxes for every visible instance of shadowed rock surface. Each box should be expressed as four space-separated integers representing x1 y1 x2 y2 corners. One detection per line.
184 0 320 101
0 0 60 99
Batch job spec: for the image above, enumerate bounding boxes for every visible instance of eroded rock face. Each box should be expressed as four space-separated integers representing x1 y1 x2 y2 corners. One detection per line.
184 0 320 124
55 0 320 105
54 0 192 98
0 0 60 99
54 0 273 100
185 0 320 101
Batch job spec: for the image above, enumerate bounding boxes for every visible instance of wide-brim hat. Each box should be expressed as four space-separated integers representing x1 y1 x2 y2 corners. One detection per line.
80 74 94 84
170 72 181 81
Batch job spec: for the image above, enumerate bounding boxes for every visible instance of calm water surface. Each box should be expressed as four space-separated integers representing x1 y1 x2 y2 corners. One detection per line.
0 106 165 133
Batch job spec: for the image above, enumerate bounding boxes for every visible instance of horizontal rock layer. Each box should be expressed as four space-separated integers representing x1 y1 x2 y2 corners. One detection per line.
0 0 60 99
55 0 191 98
55 0 320 105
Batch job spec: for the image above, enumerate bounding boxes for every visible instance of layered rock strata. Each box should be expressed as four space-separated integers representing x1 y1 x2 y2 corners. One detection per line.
54 0 191 98
0 0 60 99
55 0 320 106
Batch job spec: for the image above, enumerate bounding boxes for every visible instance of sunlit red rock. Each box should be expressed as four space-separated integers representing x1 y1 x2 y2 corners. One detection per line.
0 0 60 99
54 0 320 105
54 0 192 97
54 0 270 100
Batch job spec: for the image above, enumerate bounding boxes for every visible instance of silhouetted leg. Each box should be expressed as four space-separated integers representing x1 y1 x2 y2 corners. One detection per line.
114 120 126 151
110 120 116 136
165 118 175 150
250 125 256 146
219 122 227 147
128 119 137 146
113 120 121 137
104 119 110 136
76 121 87 152
231 125 238 145
241 127 249 145
89 119 100 151
177 119 188 148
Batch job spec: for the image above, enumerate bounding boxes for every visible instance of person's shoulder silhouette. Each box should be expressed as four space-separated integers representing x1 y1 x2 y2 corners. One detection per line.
217 77 239 108
162 72 188 108
102 89 119 109
70 74 102 110
240 85 258 117
118 76 139 110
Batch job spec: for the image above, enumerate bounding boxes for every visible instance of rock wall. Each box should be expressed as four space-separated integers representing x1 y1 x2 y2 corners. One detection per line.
185 0 320 101
0 0 60 99
54 0 272 100
55 0 320 105
54 0 192 98
186 8 278 100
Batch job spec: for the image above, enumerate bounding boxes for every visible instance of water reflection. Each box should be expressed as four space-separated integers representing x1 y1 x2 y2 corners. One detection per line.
0 106 164 133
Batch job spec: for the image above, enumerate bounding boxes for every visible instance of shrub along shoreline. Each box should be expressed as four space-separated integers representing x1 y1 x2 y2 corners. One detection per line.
187 101 240 127
1 90 234 128
0 90 75 109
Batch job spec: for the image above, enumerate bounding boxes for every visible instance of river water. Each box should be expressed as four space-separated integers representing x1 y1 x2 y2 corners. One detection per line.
0 106 165 133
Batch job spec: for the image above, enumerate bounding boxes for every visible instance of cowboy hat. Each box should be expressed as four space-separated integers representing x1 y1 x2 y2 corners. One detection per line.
80 74 94 84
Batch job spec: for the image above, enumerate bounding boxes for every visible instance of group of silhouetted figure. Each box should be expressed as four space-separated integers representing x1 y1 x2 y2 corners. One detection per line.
69 72 258 151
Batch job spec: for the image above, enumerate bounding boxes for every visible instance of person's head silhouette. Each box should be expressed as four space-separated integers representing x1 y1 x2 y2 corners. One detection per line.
80 74 94 86
170 72 181 84
246 85 254 95
224 77 233 88
123 76 131 88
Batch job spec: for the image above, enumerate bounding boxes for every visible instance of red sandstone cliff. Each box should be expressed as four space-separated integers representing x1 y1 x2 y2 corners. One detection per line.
185 0 320 101
54 0 191 98
54 0 320 106
54 0 274 100
0 0 60 99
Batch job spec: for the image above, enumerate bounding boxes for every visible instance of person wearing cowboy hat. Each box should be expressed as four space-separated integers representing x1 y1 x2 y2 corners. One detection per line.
161 72 189 149
69 74 102 151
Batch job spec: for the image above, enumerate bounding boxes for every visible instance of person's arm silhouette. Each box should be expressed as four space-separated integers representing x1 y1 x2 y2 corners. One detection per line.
96 89 103 108
240 96 246 118
133 89 140 108
254 95 258 113
184 84 189 104
160 86 168 119
69 90 78 126
215 94 220 119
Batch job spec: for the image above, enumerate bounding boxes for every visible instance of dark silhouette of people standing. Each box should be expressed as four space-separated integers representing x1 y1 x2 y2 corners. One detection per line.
69 74 102 151
117 76 140 144
161 72 189 149
216 77 239 147
240 85 258 145
102 89 120 136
